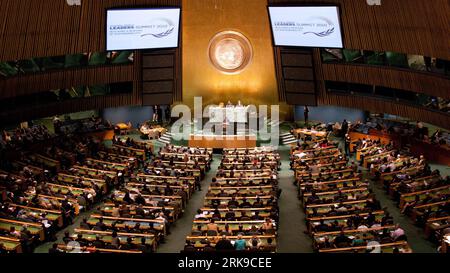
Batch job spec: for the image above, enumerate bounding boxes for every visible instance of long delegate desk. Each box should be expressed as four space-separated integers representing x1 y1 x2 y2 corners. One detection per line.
8 204 64 228
0 236 22 253
56 146 213 253
198 207 274 220
57 173 108 194
185 235 277 252
301 187 370 204
33 194 81 215
424 216 450 240
86 215 166 236
71 229 157 252
188 135 257 149
298 178 366 193
319 241 412 253
388 175 441 198
0 218 45 241
307 211 386 233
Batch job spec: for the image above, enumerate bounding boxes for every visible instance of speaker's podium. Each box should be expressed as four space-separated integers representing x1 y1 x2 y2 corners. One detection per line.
189 121 257 149
189 103 258 148
189 133 257 149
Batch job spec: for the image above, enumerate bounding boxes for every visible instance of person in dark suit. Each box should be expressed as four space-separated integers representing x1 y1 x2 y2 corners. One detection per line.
62 231 72 244
76 234 87 247
225 209 235 221
333 231 351 248
121 237 135 250
0 243 7 254
48 243 61 254
94 218 106 231
137 238 153 254
92 236 104 249
183 240 197 252
215 235 234 251
341 119 349 137
304 106 309 125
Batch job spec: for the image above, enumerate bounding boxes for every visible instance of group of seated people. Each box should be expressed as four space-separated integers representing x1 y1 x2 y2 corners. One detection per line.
53 145 210 254
349 118 424 139
427 129 450 147
0 123 159 253
53 115 113 136
112 136 153 159
141 145 213 183
183 147 280 253
423 96 450 113
0 125 53 153
0 126 139 252
350 117 450 150
372 146 450 248
291 133 413 253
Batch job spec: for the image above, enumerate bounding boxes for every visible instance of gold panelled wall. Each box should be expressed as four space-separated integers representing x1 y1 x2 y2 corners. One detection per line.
181 0 292 119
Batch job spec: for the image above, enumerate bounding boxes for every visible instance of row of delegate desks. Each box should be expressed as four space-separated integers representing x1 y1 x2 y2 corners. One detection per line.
0 133 150 252
100 203 178 223
185 148 280 252
0 164 96 246
0 144 138 251
374 148 450 246
76 148 213 252
349 129 450 166
292 145 413 253
110 144 148 160
70 228 157 252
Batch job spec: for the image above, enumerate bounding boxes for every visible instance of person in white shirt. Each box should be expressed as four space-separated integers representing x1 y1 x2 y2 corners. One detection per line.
357 224 369 230
390 225 405 241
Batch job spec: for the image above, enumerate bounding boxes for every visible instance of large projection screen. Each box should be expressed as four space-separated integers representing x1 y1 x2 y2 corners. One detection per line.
106 8 181 51
268 6 343 48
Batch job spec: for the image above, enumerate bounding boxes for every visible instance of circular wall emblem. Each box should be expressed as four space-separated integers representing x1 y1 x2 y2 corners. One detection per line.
208 31 253 74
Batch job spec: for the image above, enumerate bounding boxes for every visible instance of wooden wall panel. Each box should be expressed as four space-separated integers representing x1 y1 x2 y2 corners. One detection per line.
269 0 450 128
0 0 182 61
313 50 450 129
268 0 450 59
0 0 181 122
275 48 318 105
320 92 450 130
0 94 135 124
0 64 135 99
141 50 177 105
322 64 450 99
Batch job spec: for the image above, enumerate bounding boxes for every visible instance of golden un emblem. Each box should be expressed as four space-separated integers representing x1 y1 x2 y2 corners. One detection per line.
208 31 253 74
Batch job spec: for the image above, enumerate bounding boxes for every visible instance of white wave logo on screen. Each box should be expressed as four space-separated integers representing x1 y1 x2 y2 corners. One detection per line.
140 18 175 39
273 16 336 38
302 17 335 37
